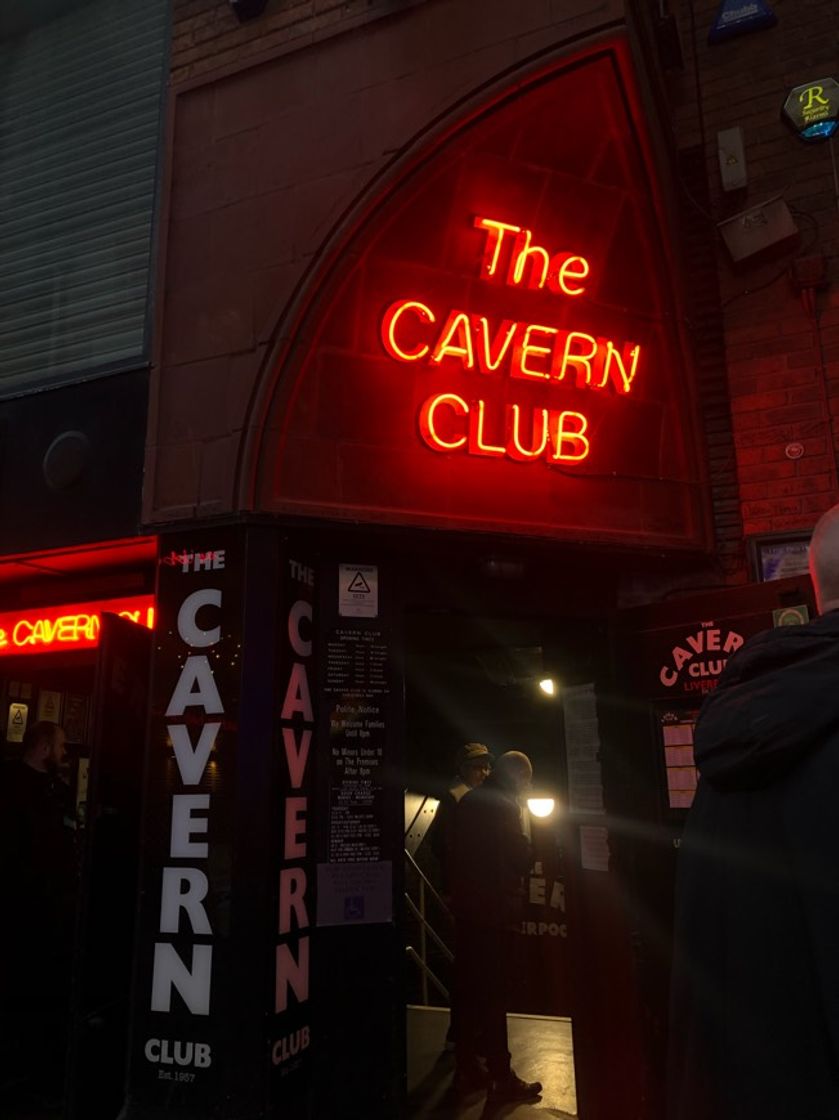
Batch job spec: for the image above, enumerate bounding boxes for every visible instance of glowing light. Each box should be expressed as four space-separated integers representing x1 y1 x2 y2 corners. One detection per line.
558 331 598 387
0 595 156 656
550 411 589 462
802 120 839 140
604 341 641 394
379 215 641 472
476 316 517 374
538 678 556 696
381 299 435 361
470 399 507 458
380 300 639 395
419 393 469 451
474 216 521 276
527 797 556 818
514 323 556 380
430 310 474 367
418 396 591 464
510 228 551 288
475 215 590 297
509 405 549 461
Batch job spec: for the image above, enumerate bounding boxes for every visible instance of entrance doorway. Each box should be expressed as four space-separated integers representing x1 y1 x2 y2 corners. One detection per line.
401 595 607 1118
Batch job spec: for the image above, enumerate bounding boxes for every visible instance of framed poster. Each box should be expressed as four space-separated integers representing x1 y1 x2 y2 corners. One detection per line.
749 532 811 583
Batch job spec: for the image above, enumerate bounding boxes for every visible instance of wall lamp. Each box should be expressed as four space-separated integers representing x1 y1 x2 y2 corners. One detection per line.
527 796 557 819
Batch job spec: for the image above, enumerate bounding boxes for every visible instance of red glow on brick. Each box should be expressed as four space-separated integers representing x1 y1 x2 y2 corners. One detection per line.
0 595 156 656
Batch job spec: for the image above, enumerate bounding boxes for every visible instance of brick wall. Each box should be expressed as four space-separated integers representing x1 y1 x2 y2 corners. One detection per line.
671 0 839 556
171 0 426 85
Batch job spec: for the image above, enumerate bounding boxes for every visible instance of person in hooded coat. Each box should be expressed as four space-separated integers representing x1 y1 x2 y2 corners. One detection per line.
667 504 839 1120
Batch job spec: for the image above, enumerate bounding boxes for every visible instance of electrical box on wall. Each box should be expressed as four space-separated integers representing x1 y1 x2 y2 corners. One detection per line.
717 196 799 266
717 127 747 191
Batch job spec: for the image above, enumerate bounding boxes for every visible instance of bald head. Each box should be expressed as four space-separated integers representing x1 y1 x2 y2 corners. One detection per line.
493 750 533 794
809 504 839 612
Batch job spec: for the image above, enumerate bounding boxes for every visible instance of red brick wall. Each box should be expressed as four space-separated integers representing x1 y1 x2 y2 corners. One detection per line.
671 0 839 558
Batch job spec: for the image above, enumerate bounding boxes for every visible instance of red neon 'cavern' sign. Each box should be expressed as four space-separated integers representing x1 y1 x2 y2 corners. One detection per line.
260 45 707 547
0 595 155 656
381 215 642 464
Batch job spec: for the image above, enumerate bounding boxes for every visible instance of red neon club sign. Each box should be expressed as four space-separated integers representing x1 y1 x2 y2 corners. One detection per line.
381 216 642 465
266 48 705 546
0 595 155 656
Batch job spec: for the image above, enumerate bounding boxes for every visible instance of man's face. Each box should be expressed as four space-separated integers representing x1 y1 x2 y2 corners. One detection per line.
462 760 491 789
47 729 67 775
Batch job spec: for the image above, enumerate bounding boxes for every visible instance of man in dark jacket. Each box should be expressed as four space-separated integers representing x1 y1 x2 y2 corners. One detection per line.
668 505 839 1120
427 742 492 1052
0 720 76 1105
429 741 493 896
451 750 542 1103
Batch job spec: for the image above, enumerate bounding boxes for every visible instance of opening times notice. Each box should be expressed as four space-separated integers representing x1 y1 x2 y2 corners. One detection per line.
325 627 388 692
325 627 389 865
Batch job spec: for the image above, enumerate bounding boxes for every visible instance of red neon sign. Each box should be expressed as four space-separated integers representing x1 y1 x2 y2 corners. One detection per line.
0 595 155 656
474 216 590 295
380 214 643 467
260 47 707 550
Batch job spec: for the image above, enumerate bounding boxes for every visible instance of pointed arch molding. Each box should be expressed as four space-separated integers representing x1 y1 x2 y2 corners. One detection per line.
244 40 710 550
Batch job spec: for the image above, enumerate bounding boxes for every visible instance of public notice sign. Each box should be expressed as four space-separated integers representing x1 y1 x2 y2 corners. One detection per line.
317 570 393 927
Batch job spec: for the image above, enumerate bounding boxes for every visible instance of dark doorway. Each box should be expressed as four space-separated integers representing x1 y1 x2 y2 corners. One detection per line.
401 596 609 1119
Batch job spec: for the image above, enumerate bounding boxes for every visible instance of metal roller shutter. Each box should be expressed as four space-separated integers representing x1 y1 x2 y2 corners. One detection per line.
0 0 168 395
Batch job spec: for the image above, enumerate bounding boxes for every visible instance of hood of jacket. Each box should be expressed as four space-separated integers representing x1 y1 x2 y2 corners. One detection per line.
693 610 839 791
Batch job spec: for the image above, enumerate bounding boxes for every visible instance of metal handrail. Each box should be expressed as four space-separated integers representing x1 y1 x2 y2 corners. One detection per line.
403 806 454 1006
404 892 454 962
405 945 449 1001
404 847 453 920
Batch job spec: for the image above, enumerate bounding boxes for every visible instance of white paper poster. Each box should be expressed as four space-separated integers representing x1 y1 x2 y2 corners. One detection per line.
338 564 378 618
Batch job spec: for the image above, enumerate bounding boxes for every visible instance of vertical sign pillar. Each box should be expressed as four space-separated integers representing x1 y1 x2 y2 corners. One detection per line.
269 550 317 1107
122 527 248 1118
122 526 321 1120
